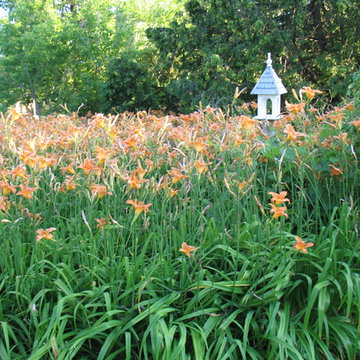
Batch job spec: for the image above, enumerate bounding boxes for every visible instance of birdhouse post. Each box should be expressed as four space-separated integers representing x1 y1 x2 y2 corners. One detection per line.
251 53 287 120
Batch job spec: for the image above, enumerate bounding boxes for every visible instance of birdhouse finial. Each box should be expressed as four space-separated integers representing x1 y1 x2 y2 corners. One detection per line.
266 53 272 67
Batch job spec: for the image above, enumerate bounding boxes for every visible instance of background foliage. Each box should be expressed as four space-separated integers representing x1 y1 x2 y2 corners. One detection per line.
0 96 360 359
146 0 360 111
1 0 360 114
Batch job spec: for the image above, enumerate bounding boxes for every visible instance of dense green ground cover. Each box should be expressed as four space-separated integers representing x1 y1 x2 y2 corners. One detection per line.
0 95 360 359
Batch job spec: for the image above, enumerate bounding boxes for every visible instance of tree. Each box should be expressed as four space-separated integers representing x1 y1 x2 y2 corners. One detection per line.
0 0 188 114
0 0 124 114
104 50 162 112
54 0 118 113
104 0 188 112
147 0 360 111
0 0 66 115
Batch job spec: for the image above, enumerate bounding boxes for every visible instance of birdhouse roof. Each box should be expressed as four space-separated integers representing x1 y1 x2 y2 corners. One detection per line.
251 54 287 95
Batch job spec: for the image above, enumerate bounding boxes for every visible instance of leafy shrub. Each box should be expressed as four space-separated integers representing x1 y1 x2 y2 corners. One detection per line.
104 51 162 113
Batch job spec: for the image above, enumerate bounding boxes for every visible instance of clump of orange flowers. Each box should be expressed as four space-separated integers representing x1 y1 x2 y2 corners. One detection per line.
268 191 290 219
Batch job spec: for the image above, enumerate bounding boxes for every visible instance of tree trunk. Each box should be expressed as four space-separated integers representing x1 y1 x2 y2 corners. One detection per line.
32 97 41 117
308 0 327 52
30 90 41 117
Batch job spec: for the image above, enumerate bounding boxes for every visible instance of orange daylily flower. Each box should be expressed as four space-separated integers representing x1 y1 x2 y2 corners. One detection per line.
239 116 260 131
60 163 76 174
145 159 154 172
170 127 187 142
168 168 188 184
239 102 250 110
78 158 102 175
9 108 22 121
89 184 112 199
131 125 145 139
35 155 57 169
333 132 349 143
209 123 221 131
194 160 211 175
36 227 56 241
67 124 83 140
345 102 354 111
350 119 360 128
269 203 288 219
59 175 78 192
94 145 114 164
329 164 343 176
327 111 345 127
293 236 314 253
179 242 197 257
283 124 306 141
124 135 139 149
234 180 248 193
22 139 37 152
268 191 291 205
17 184 38 199
0 181 17 195
135 162 147 179
204 106 216 113
126 199 152 216
9 166 28 181
155 174 169 191
18 150 37 168
233 173 255 194
191 137 208 153
285 102 306 115
235 133 247 146
157 144 170 155
108 126 119 142
0 196 11 212
250 101 258 109
300 86 323 99
95 217 108 229
168 188 180 198
91 115 105 128
24 209 42 223
126 170 148 190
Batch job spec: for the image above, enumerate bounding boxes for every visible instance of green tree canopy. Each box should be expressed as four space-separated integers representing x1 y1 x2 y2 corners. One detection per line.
147 0 360 111
0 0 135 114
0 0 188 114
0 0 65 114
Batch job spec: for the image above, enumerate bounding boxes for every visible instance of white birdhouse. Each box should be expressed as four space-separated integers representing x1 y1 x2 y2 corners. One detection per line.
251 53 287 120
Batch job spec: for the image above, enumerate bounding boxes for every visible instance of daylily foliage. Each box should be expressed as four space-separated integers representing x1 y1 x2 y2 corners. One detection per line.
0 94 359 358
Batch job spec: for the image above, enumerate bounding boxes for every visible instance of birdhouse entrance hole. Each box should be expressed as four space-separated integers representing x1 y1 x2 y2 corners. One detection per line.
266 98 272 116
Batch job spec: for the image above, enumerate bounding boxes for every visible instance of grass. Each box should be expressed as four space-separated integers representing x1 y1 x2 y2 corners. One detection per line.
0 92 360 359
